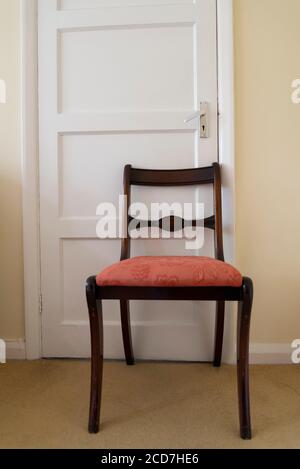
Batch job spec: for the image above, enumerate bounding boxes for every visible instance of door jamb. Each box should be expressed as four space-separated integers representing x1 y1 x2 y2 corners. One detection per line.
21 0 235 361
21 0 41 359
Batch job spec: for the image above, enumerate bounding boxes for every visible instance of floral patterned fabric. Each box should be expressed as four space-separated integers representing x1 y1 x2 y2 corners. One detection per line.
96 256 243 288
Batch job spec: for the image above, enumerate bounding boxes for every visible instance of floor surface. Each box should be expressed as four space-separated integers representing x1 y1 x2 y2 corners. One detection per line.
0 361 299 448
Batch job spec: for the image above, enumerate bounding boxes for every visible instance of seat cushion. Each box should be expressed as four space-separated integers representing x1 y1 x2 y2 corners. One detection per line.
96 256 242 288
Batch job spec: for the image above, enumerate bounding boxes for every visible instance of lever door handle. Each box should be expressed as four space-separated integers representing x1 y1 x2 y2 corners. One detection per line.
184 102 209 138
184 110 205 124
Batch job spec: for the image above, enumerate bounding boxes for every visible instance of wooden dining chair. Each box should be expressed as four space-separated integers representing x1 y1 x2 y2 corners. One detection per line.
86 163 253 439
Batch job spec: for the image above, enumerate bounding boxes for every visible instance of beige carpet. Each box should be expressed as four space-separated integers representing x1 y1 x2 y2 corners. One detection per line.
0 360 300 449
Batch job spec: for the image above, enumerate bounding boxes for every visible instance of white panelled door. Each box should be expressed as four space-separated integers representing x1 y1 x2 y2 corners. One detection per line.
39 0 218 359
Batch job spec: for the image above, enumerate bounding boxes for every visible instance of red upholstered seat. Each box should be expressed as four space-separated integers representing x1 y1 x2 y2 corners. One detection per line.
96 256 242 288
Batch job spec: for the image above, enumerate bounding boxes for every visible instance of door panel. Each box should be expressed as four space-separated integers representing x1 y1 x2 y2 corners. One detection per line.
60 26 194 112
39 0 218 359
60 131 196 218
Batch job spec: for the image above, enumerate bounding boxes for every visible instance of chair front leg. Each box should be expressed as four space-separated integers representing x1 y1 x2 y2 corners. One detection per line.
213 301 225 367
86 276 103 434
237 277 253 440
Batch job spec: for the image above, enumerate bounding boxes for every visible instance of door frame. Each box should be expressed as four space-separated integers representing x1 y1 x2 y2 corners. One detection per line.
21 0 236 361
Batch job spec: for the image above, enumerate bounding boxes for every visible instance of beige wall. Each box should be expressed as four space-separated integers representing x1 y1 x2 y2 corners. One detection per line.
0 0 25 340
0 0 299 347
234 0 300 343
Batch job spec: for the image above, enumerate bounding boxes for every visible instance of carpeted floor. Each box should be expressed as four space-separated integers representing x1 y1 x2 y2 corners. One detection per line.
0 360 300 449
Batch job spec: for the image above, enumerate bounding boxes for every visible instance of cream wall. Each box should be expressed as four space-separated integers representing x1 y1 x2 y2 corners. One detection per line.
0 0 299 349
234 0 300 343
0 0 25 340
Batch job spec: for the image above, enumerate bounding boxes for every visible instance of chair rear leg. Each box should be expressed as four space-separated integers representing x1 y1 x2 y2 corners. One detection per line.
86 276 103 434
237 277 253 440
213 301 225 367
120 300 135 365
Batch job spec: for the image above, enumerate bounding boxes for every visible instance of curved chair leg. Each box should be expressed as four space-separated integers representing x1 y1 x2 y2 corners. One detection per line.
237 277 253 440
86 276 103 434
120 300 135 365
213 301 225 367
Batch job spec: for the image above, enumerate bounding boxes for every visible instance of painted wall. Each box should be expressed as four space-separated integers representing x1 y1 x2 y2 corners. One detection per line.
0 0 25 340
0 0 299 354
234 0 300 344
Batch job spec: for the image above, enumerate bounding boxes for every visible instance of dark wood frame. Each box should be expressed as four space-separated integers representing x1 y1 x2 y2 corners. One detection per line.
86 163 253 439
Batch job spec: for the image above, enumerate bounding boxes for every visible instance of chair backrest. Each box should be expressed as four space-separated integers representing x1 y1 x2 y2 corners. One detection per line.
120 163 224 262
